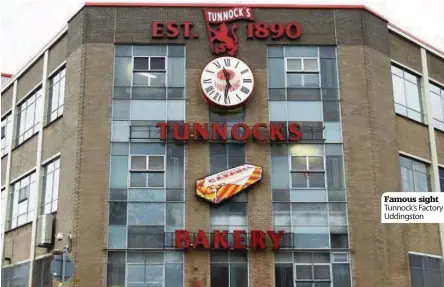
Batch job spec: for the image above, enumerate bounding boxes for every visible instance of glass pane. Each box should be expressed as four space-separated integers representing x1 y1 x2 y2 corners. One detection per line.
131 100 166 121
327 156 345 189
320 47 336 58
414 171 429 192
110 156 128 188
304 59 318 71
287 74 303 87
268 47 284 57
165 263 183 287
309 157 323 170
392 75 406 105
112 100 130 120
323 100 340 122
287 59 302 71
292 203 328 225
150 57 166 70
332 264 351 287
167 100 185 121
131 156 147 170
405 81 421 112
128 226 164 248
149 73 166 86
134 57 149 70
275 264 293 287
108 226 127 248
111 121 130 142
268 58 286 88
110 188 127 201
148 173 164 187
401 167 414 192
269 102 287 121
112 143 129 155
128 203 164 225
167 57 185 87
291 189 326 202
287 101 322 121
114 57 132 86
309 173 325 188
293 227 329 248
296 265 313 279
285 47 318 57
291 157 306 170
133 72 150 85
131 143 165 155
134 46 167 56
146 265 163 282
272 146 290 190
148 156 164 170
211 264 229 287
109 202 127 225
230 264 248 287
127 264 145 282
166 203 184 227
130 173 147 187
292 173 308 188
304 74 320 87
314 265 330 279
168 46 185 57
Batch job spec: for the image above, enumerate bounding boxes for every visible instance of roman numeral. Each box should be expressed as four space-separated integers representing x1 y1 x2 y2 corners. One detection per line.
213 61 221 68
206 69 214 74
241 69 249 75
235 61 240 68
208 90 215 96
213 93 221 102
224 58 231 67
206 86 214 93
226 95 231 104
203 79 212 84
243 78 252 83
240 86 250 94
236 94 242 101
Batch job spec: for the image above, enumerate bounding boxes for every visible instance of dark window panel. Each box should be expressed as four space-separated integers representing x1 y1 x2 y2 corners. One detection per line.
168 45 185 57
269 88 286 100
113 87 131 99
132 87 167 100
210 264 229 287
275 264 293 286
320 59 338 88
319 47 336 59
323 100 340 122
150 57 166 70
109 202 127 225
127 226 164 248
287 88 321 101
332 264 351 287
268 46 284 58
230 264 248 287
110 189 127 201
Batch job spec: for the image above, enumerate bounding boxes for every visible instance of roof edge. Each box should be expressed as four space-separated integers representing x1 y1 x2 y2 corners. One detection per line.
1 73 13 78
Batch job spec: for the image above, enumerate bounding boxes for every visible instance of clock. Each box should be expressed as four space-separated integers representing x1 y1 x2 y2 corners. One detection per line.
200 56 254 109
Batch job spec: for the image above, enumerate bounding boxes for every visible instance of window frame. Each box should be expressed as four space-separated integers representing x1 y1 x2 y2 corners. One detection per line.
391 64 424 123
399 155 431 193
47 67 66 123
41 157 61 214
429 81 444 131
1 113 12 157
285 57 321 88
132 56 167 87
8 172 37 230
290 155 326 189
16 86 43 145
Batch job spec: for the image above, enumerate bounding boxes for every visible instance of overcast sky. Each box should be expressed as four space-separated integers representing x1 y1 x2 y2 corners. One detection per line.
1 0 443 74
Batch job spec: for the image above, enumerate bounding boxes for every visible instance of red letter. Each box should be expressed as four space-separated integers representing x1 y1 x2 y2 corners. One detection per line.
181 21 193 39
252 123 267 141
267 230 285 249
173 123 189 140
213 230 229 249
270 123 285 141
250 230 267 249
212 123 227 140
193 123 209 140
193 230 210 249
175 230 190 248
167 22 179 38
152 22 164 38
288 122 302 142
233 230 247 249
231 123 250 141
156 122 169 140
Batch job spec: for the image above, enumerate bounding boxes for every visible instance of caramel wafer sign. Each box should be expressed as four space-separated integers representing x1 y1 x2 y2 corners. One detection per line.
195 163 262 205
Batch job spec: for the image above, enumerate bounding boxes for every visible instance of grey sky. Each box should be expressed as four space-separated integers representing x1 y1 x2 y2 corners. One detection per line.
1 0 443 74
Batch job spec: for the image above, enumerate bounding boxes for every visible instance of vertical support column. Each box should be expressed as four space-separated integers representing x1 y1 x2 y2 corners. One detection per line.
0 80 18 271
27 50 49 286
420 47 444 257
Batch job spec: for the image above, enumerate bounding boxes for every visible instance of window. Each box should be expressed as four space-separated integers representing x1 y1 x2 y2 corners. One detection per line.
9 172 37 229
133 57 166 86
439 167 444 192
1 113 12 156
400 156 430 192
291 155 325 188
16 87 43 145
429 82 444 130
210 251 248 287
391 65 424 123
1 188 5 233
129 155 166 188
48 68 66 122
114 45 185 100
107 251 184 287
275 252 351 287
409 253 444 287
41 158 60 214
32 256 53 287
2 261 30 287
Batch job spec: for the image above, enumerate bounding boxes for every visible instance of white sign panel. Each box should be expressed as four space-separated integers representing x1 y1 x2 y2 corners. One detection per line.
381 192 444 223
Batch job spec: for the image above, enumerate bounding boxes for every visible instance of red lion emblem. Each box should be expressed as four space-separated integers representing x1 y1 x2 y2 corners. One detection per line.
207 23 238 56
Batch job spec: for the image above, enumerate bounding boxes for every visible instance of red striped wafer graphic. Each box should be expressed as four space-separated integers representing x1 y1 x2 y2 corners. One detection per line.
195 165 262 204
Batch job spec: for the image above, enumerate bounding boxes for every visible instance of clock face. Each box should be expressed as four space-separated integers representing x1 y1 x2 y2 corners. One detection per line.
200 57 254 109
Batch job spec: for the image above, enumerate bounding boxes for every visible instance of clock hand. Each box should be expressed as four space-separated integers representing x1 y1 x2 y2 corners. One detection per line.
222 68 232 104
